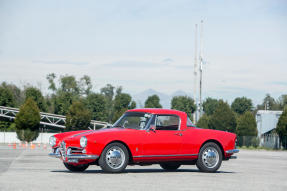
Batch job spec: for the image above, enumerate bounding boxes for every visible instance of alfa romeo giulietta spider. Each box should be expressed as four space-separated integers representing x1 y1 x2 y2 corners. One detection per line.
49 108 239 173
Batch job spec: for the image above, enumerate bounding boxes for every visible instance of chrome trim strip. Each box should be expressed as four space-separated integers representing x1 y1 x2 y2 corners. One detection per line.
71 131 93 138
226 149 239 154
49 153 61 158
48 153 99 160
49 148 61 158
67 154 99 159
133 154 198 158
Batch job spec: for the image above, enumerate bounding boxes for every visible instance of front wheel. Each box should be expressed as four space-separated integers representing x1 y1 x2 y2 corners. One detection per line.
196 142 222 173
99 142 129 173
63 162 89 172
160 163 181 171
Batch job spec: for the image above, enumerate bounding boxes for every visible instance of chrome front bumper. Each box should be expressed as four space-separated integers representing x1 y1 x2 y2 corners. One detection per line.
48 148 99 160
225 149 240 154
48 153 99 159
225 149 239 159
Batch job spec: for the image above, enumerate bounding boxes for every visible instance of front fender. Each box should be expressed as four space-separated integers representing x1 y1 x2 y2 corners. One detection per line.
53 130 91 148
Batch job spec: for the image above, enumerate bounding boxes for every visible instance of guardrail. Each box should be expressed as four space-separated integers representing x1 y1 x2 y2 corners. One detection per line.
0 106 110 130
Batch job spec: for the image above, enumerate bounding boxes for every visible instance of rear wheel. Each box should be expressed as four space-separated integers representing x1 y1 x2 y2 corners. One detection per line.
196 142 222 173
99 142 129 173
160 163 181 171
63 162 89 172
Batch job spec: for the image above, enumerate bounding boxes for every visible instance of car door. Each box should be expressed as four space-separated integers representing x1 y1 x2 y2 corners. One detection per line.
178 116 198 155
141 114 182 156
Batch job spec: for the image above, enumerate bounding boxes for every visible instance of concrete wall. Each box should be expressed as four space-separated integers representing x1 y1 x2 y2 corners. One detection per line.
0 132 56 143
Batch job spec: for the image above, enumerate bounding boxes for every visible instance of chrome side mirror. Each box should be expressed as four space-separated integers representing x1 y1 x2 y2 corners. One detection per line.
149 125 156 132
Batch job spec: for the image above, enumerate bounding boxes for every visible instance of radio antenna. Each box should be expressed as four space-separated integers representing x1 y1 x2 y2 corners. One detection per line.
199 20 204 119
193 24 198 123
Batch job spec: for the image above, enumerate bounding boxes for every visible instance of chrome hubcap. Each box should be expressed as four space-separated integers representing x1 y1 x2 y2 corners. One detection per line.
202 147 219 168
105 146 125 169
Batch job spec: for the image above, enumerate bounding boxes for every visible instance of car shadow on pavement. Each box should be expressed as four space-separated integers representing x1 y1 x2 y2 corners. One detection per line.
51 168 235 174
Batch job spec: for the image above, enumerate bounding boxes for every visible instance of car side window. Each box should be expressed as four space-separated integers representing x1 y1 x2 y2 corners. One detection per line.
155 115 180 130
186 117 195 127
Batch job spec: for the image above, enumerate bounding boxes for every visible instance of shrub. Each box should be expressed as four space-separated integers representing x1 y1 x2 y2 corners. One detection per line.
15 98 40 142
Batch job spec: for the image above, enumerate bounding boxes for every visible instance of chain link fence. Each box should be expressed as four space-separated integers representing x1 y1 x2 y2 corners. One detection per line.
238 135 287 149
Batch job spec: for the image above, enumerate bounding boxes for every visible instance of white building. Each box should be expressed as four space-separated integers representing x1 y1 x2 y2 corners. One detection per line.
256 110 282 148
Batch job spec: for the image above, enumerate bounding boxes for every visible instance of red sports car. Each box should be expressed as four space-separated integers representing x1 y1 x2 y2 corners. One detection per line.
49 108 239 173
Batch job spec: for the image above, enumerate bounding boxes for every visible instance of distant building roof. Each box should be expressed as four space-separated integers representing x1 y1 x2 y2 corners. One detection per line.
256 110 283 115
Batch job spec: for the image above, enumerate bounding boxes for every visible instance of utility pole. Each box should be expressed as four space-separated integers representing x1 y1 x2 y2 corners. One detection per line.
193 24 198 123
199 20 204 119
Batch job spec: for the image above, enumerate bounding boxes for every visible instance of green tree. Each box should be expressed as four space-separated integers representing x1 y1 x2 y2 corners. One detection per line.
66 101 92 131
101 84 115 123
236 111 258 147
16 129 39 143
1 82 23 107
231 97 253 115
144 95 162 108
0 121 13 131
46 74 82 115
0 121 10 130
202 97 219 116
171 96 196 119
196 114 210 129
101 84 115 101
25 87 47 111
79 75 92 96
112 89 136 122
15 98 40 142
129 100 136 109
60 75 80 95
257 94 280 110
46 73 57 92
0 85 15 107
276 109 287 149
278 95 287 110
54 92 75 115
85 93 108 121
0 122 16 132
209 100 237 132
236 111 257 136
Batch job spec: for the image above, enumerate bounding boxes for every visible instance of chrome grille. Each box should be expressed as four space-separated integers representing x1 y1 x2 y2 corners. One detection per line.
69 147 84 154
60 141 66 159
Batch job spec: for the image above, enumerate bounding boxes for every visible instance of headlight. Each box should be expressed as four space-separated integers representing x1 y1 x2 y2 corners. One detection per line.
49 136 56 147
80 136 87 148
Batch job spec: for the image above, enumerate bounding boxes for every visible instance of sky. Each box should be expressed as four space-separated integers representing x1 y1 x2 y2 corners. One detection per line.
0 0 286 105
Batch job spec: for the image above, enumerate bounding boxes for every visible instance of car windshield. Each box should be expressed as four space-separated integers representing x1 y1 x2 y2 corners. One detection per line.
113 112 152 130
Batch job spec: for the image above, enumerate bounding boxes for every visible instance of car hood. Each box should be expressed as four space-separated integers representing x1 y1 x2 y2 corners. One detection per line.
61 128 137 146
70 128 134 137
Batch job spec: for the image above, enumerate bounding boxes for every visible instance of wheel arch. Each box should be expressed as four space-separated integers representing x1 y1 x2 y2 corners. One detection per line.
200 139 225 159
104 140 134 163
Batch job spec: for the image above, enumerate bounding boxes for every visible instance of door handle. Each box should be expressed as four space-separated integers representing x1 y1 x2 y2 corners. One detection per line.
174 133 182 136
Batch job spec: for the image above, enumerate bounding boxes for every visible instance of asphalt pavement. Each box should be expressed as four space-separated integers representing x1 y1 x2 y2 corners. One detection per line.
0 144 286 191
